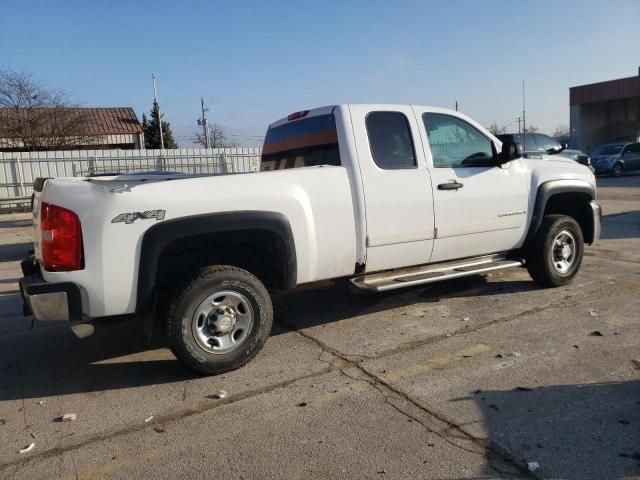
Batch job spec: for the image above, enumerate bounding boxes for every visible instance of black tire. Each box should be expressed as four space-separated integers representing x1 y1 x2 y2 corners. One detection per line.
166 265 273 374
527 215 584 288
611 162 623 177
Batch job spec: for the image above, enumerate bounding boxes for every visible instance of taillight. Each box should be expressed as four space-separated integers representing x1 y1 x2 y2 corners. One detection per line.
41 202 83 271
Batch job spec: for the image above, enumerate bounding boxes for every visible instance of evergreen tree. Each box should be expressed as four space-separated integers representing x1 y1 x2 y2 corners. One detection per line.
143 101 178 149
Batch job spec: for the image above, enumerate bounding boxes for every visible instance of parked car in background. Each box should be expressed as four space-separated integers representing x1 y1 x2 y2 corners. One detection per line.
590 142 640 177
497 133 592 169
557 149 594 172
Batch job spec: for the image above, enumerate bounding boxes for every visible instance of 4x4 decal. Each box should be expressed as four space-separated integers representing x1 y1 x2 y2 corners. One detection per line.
111 210 166 224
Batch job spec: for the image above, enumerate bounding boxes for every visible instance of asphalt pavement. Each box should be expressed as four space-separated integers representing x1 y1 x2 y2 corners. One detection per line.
0 175 638 480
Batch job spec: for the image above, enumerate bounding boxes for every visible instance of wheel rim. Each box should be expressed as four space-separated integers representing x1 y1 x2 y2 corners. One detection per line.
613 164 622 176
191 290 254 354
551 230 576 274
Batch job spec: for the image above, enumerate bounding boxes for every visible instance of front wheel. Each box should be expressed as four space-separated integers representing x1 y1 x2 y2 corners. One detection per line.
166 265 273 374
527 215 584 288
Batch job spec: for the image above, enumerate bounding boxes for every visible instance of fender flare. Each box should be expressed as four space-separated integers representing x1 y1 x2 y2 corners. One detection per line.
524 179 596 247
135 211 297 315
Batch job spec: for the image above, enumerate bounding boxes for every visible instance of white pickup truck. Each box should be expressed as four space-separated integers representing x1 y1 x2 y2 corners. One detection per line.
20 104 601 373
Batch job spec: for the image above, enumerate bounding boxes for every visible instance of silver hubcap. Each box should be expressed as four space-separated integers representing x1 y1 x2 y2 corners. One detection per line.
551 230 576 274
191 290 254 354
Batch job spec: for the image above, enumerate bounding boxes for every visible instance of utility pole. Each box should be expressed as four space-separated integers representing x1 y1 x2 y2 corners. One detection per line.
516 116 522 134
198 98 210 148
152 74 165 150
522 80 526 137
455 100 459 112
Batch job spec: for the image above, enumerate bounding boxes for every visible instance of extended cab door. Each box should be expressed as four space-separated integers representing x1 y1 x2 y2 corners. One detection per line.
349 105 435 272
413 108 530 262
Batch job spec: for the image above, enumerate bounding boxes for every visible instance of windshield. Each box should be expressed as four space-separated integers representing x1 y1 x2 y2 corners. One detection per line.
591 144 623 156
261 114 340 170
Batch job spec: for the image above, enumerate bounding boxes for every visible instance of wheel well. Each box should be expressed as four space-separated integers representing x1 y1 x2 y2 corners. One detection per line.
155 229 290 294
543 192 594 243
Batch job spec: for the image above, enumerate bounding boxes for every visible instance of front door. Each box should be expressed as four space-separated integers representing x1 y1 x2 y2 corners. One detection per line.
413 108 530 263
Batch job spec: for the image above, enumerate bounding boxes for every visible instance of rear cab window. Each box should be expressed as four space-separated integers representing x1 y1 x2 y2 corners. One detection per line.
261 113 340 171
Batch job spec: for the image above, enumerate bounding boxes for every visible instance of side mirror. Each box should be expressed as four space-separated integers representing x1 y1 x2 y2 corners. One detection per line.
498 141 522 164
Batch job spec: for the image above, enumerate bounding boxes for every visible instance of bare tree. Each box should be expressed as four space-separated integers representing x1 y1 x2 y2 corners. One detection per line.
487 122 507 135
0 68 95 151
523 125 539 134
552 124 569 139
194 123 239 148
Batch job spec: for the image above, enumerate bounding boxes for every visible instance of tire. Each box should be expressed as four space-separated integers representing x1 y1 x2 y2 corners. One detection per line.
527 215 584 288
166 265 273 374
611 162 623 177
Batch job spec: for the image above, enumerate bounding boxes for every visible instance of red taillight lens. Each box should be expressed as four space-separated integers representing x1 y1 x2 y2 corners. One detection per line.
41 202 83 271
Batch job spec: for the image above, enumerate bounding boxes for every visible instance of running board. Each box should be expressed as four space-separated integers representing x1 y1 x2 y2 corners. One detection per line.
350 254 525 292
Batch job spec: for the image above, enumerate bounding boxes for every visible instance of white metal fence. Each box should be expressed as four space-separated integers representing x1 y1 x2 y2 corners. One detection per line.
0 147 262 200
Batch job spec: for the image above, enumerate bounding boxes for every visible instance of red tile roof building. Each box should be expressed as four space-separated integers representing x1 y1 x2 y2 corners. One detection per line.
0 107 144 151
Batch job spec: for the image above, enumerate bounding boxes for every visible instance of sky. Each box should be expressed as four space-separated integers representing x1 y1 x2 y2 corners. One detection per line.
1 0 639 147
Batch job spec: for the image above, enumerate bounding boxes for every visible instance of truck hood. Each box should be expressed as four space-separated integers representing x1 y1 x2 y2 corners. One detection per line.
520 155 596 191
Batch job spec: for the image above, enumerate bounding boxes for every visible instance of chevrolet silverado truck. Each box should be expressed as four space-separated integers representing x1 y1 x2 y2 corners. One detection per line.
20 104 601 374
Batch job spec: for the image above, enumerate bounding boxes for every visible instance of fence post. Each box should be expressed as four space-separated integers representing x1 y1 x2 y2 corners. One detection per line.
15 157 27 196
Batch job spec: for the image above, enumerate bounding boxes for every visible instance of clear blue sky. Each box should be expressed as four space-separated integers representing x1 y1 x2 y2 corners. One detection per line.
1 0 639 146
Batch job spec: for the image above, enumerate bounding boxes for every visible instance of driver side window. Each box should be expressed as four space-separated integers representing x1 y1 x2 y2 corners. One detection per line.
423 113 494 168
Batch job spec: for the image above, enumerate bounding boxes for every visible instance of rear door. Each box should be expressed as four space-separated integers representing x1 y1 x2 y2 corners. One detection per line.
414 108 530 262
349 105 435 272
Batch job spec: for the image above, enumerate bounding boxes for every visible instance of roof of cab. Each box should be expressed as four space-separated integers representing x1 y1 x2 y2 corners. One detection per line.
267 104 475 130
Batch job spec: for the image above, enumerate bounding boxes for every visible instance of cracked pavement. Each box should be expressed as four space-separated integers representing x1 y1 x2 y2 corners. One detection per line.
0 175 639 479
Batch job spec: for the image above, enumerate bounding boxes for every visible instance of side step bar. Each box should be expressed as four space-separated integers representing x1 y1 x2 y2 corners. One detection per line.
350 254 525 292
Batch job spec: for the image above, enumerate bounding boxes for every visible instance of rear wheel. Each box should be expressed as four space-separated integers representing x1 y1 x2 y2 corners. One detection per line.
527 215 584 287
611 162 623 177
166 265 273 374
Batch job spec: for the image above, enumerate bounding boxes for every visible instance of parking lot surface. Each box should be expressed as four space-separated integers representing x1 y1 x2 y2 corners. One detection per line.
0 175 638 480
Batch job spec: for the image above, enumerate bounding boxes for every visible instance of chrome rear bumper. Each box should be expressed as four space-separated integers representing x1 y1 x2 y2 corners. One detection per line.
19 257 83 322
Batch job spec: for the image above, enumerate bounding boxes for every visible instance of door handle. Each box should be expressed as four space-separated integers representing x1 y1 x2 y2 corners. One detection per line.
438 181 464 190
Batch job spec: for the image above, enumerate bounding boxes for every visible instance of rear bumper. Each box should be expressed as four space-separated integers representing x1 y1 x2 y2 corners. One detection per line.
19 257 83 322
590 200 601 244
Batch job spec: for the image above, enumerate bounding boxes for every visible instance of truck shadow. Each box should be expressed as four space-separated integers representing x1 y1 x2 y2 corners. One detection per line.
0 275 538 400
451 380 640 479
0 316 200 402
272 274 539 332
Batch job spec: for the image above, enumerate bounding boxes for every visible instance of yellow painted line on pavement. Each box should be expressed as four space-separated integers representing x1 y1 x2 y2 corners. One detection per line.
380 344 491 382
